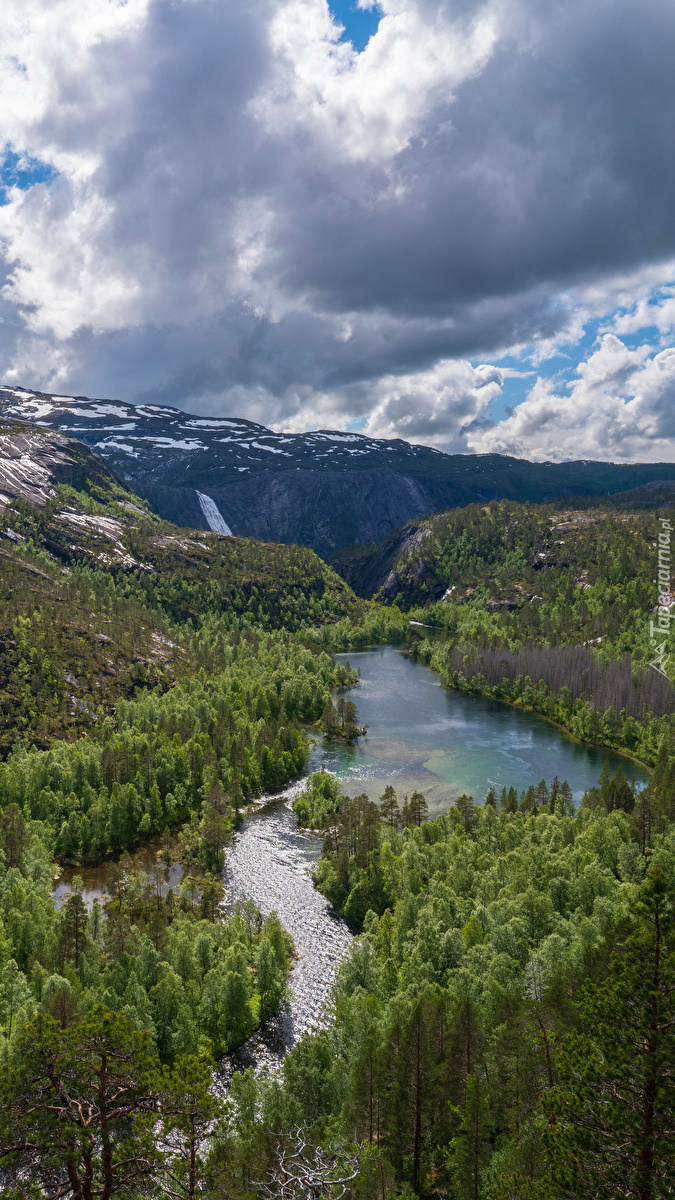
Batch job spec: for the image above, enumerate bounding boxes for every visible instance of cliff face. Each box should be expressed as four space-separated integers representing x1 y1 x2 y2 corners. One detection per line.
0 418 124 509
5 385 675 558
330 521 425 597
153 467 433 554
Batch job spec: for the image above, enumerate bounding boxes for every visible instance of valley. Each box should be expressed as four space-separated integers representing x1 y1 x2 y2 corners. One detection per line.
0 409 673 1199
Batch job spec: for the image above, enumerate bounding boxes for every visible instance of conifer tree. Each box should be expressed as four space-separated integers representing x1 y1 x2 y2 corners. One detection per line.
448 1074 492 1200
379 784 400 828
544 869 675 1200
456 794 476 832
409 791 429 827
534 780 550 809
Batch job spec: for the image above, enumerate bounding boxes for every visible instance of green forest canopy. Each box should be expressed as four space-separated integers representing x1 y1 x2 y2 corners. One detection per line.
0 453 674 1199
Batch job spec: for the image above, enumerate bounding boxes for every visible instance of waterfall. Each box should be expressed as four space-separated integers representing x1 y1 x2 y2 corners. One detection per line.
196 490 232 535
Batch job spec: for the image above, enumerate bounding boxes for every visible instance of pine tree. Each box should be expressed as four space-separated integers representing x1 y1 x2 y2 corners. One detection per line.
0 803 27 870
59 881 90 973
448 1074 492 1200
409 791 429 827
456 794 476 832
544 869 675 1200
0 1007 160 1195
379 784 400 828
156 1055 224 1200
549 776 561 814
535 779 550 809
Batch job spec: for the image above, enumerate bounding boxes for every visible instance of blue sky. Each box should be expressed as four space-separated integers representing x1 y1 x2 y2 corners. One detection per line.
327 0 381 51
0 148 56 205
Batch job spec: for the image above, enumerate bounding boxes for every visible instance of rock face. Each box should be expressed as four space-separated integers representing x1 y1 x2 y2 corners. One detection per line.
330 521 425 597
0 418 123 509
4 385 675 558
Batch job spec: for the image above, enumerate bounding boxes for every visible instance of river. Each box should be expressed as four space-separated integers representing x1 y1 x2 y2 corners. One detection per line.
54 645 650 1073
215 788 353 1084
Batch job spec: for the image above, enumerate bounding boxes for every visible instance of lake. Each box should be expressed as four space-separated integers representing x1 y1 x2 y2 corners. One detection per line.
315 646 649 812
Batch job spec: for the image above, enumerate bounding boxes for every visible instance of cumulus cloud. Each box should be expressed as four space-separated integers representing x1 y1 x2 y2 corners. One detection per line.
0 0 675 461
472 335 675 462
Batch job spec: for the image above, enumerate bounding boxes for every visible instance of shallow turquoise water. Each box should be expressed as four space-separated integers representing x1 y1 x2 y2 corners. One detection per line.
310 646 649 813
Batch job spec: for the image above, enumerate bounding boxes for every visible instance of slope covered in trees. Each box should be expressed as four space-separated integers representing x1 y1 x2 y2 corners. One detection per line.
4 765 674 1200
0 423 367 1155
0 419 362 750
253 770 675 1199
1 421 675 1199
332 501 675 764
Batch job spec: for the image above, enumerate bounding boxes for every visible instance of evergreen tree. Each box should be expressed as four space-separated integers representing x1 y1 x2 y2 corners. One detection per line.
448 1074 492 1200
409 791 429 827
0 803 28 869
456 794 476 832
379 784 400 828
156 1054 224 1200
59 881 90 973
0 1007 160 1196
535 779 550 809
544 869 675 1200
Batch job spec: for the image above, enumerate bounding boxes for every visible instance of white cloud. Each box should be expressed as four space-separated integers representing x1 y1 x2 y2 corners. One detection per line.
360 359 505 447
257 0 500 163
0 0 674 467
472 334 675 462
0 182 142 339
0 0 150 174
610 287 675 340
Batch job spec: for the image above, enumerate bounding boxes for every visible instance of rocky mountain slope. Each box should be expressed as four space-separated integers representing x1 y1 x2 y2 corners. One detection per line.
0 417 121 510
4 385 675 558
0 418 361 749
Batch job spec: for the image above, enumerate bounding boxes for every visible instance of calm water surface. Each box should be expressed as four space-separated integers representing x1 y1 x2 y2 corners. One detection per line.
321 646 649 811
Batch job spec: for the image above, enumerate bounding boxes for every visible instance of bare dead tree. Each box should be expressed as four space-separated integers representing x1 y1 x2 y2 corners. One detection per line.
255 1130 366 1200
448 644 674 719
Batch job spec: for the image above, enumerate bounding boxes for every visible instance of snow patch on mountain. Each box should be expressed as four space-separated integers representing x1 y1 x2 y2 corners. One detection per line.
249 441 292 455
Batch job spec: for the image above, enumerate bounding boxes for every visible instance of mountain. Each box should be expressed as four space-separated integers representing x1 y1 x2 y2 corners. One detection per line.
0 416 360 749
0 416 122 510
4 384 675 558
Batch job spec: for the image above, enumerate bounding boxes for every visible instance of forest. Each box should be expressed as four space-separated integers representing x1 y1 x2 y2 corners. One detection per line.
0 451 674 1199
0 629 357 863
4 763 671 1198
326 500 675 766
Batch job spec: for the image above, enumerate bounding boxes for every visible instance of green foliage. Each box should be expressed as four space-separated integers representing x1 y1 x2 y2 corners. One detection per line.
377 504 661 661
355 501 675 764
542 867 675 1200
0 1005 230 1200
0 821 292 1064
267 776 675 1197
0 1007 159 1195
321 696 367 742
420 635 671 765
0 629 350 863
292 770 343 829
0 470 365 750
2 433 675 1199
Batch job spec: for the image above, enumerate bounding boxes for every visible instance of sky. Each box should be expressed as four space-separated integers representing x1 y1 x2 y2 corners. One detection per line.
1 0 675 463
